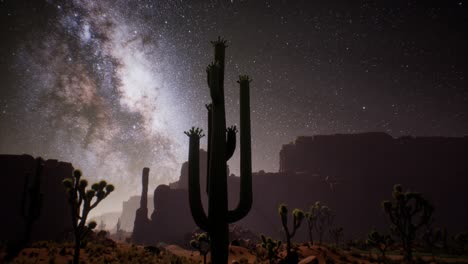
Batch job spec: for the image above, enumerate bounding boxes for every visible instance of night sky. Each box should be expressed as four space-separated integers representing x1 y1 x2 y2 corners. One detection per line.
1 0 467 214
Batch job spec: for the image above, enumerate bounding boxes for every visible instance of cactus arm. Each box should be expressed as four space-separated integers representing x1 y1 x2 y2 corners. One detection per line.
225 126 237 161
228 76 253 223
290 209 304 237
186 128 210 231
205 104 212 195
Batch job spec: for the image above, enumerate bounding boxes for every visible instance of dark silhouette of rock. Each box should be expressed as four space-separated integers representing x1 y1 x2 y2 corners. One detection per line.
21 157 44 244
125 133 468 245
0 154 73 242
171 149 208 190
149 184 196 246
132 168 151 244
119 195 154 232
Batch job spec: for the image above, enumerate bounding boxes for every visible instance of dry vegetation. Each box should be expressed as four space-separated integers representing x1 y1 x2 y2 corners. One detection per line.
3 240 468 264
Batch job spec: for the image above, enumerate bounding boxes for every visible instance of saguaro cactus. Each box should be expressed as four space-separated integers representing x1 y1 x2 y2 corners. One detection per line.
185 37 253 264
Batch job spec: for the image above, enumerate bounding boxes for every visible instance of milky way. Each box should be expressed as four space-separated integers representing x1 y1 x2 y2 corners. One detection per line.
1 0 467 214
3 0 192 213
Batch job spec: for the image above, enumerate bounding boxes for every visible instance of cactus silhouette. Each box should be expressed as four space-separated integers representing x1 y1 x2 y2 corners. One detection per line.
63 169 114 264
309 201 334 244
20 157 44 244
186 37 253 264
278 204 304 263
382 184 433 262
304 209 316 246
260 234 282 264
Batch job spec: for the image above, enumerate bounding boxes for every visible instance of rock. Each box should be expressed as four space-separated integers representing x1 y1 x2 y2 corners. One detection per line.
299 255 318 264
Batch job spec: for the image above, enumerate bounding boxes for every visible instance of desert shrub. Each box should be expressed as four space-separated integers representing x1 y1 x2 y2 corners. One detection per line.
260 235 281 264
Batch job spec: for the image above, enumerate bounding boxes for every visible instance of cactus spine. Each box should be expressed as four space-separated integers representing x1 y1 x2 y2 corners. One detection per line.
185 37 253 264
21 157 44 244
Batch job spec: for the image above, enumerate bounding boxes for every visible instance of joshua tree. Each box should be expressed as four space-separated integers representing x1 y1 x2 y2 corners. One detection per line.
304 210 316 246
63 169 114 264
382 184 433 262
21 157 44 244
260 234 282 264
190 233 210 264
278 204 304 263
310 202 334 244
329 227 344 247
366 230 394 261
186 37 253 264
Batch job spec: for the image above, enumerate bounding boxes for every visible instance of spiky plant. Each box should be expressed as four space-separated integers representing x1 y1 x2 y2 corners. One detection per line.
260 235 282 264
304 210 316 246
310 201 334 244
382 184 433 262
278 204 304 263
63 170 114 264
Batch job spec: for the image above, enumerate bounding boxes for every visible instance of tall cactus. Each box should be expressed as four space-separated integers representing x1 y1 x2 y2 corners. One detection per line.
21 157 44 244
185 37 253 264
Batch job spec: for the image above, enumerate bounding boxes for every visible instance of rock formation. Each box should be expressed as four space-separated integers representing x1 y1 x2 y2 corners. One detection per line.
0 154 73 242
132 168 151 244
128 133 468 244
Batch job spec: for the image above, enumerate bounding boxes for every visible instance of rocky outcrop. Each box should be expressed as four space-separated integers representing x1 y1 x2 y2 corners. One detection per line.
0 154 73 242
120 195 154 232
130 133 468 244
148 185 197 246
170 149 208 190
132 168 151 244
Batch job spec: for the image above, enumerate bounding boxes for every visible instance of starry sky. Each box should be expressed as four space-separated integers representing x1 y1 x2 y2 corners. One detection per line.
1 0 467 214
